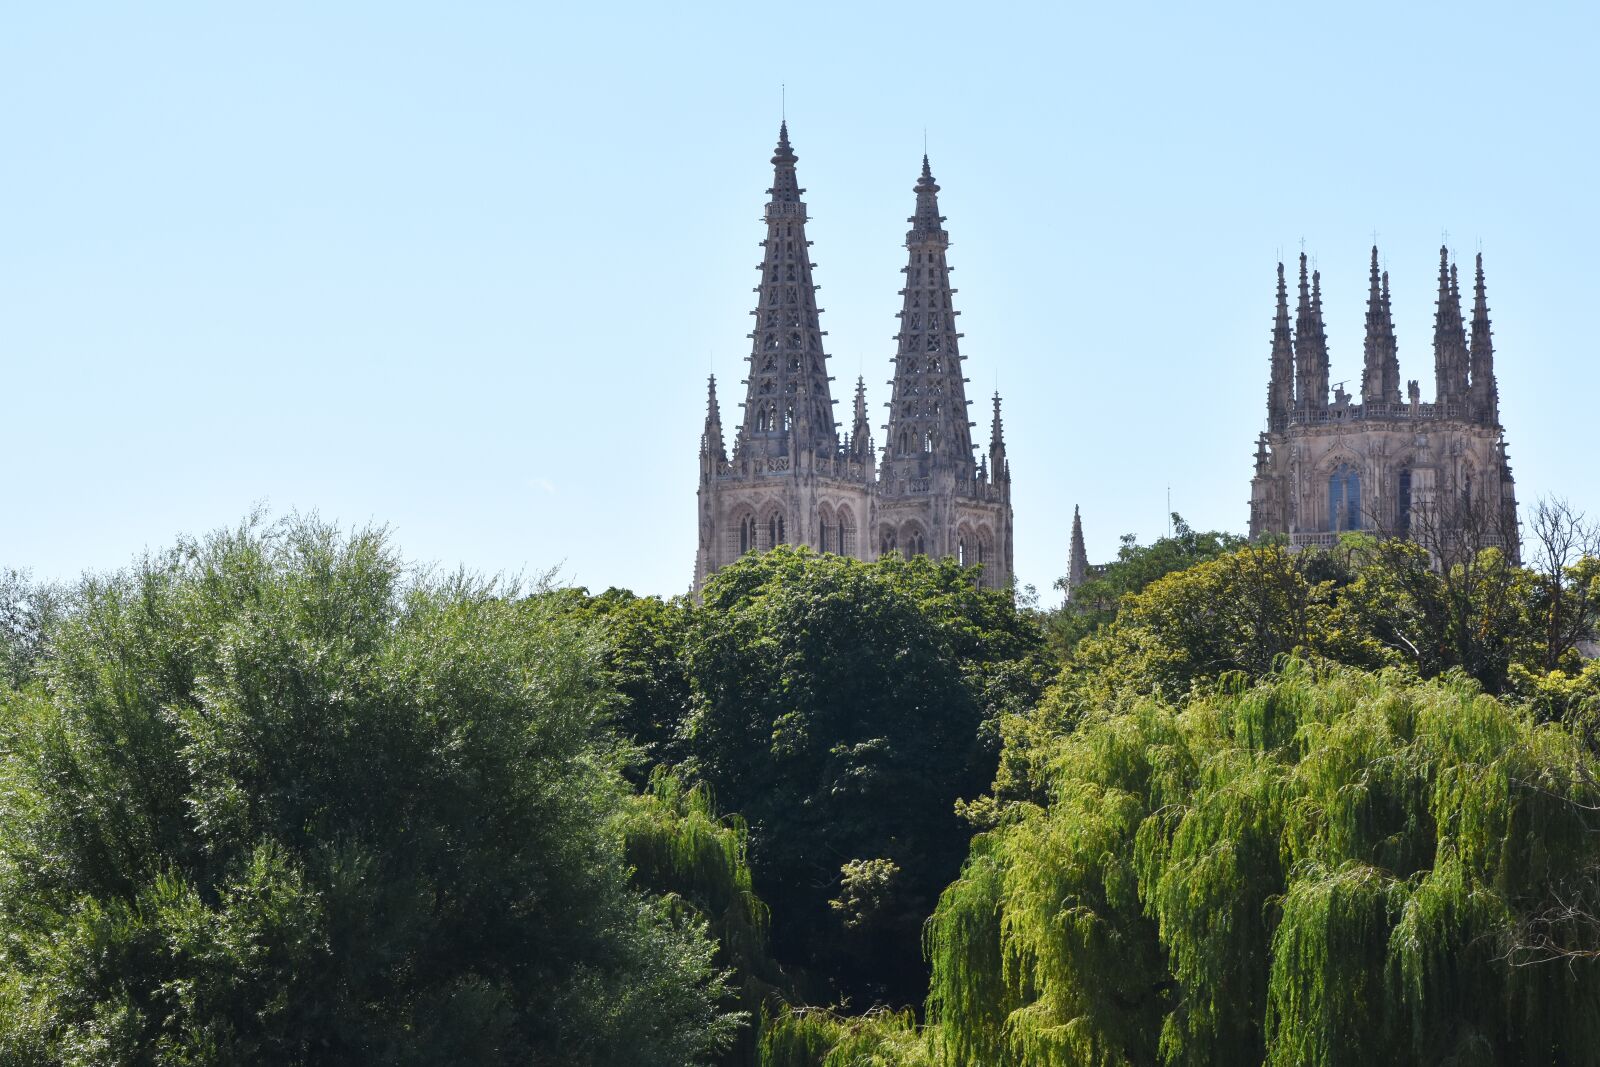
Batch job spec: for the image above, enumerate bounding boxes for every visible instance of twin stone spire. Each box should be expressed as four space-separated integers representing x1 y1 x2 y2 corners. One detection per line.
694 123 1014 592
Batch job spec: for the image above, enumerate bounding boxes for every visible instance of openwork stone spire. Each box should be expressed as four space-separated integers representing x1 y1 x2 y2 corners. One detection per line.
1361 246 1402 404
1432 246 1470 407
1293 253 1329 411
1469 252 1499 426
882 155 976 483
738 122 840 459
1267 261 1294 429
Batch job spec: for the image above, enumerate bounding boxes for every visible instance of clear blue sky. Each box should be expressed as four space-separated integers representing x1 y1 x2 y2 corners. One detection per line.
4 2 1595 597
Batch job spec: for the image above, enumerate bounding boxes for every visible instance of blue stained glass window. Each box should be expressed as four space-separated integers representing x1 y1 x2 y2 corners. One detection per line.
1329 464 1362 531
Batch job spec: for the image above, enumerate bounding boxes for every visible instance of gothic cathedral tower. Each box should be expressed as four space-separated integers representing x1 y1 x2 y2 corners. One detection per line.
695 127 1014 592
875 156 1012 587
1249 247 1517 557
694 124 874 590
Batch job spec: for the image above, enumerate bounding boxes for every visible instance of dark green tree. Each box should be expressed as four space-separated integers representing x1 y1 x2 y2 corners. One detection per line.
542 587 696 781
685 548 1049 1009
0 518 736 1065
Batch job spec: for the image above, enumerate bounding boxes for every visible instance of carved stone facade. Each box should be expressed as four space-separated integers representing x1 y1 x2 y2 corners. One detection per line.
1249 248 1518 557
695 125 1012 592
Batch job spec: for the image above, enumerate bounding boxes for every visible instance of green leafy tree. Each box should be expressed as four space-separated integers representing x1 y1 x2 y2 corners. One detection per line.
0 518 736 1065
1064 543 1357 702
1048 515 1245 656
685 548 1049 1009
0 568 67 690
545 587 696 780
924 665 1600 1066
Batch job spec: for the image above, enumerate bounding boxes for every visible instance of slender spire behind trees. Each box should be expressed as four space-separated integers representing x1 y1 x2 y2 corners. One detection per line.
1067 505 1089 599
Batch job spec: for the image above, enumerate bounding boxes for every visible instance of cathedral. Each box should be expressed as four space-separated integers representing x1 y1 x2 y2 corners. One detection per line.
694 124 1013 591
1249 247 1518 556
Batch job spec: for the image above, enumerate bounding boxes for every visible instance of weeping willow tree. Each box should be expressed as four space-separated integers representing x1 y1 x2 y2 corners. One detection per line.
617 769 787 1065
925 663 1600 1066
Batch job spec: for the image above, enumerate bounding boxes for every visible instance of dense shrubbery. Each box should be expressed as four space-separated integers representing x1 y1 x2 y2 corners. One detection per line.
0 520 736 1065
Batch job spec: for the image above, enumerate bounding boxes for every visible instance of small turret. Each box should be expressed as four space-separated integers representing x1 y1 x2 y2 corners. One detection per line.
1469 252 1499 426
1267 262 1294 429
700 375 726 470
1432 245 1469 407
850 375 875 462
1293 253 1329 411
988 393 1009 482
1361 246 1401 405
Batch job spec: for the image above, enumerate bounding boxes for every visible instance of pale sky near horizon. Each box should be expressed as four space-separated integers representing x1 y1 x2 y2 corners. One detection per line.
4 2 1597 598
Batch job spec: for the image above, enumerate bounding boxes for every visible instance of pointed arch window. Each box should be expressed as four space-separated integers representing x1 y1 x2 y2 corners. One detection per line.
1329 463 1361 531
1398 468 1412 534
837 508 855 556
738 515 757 555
